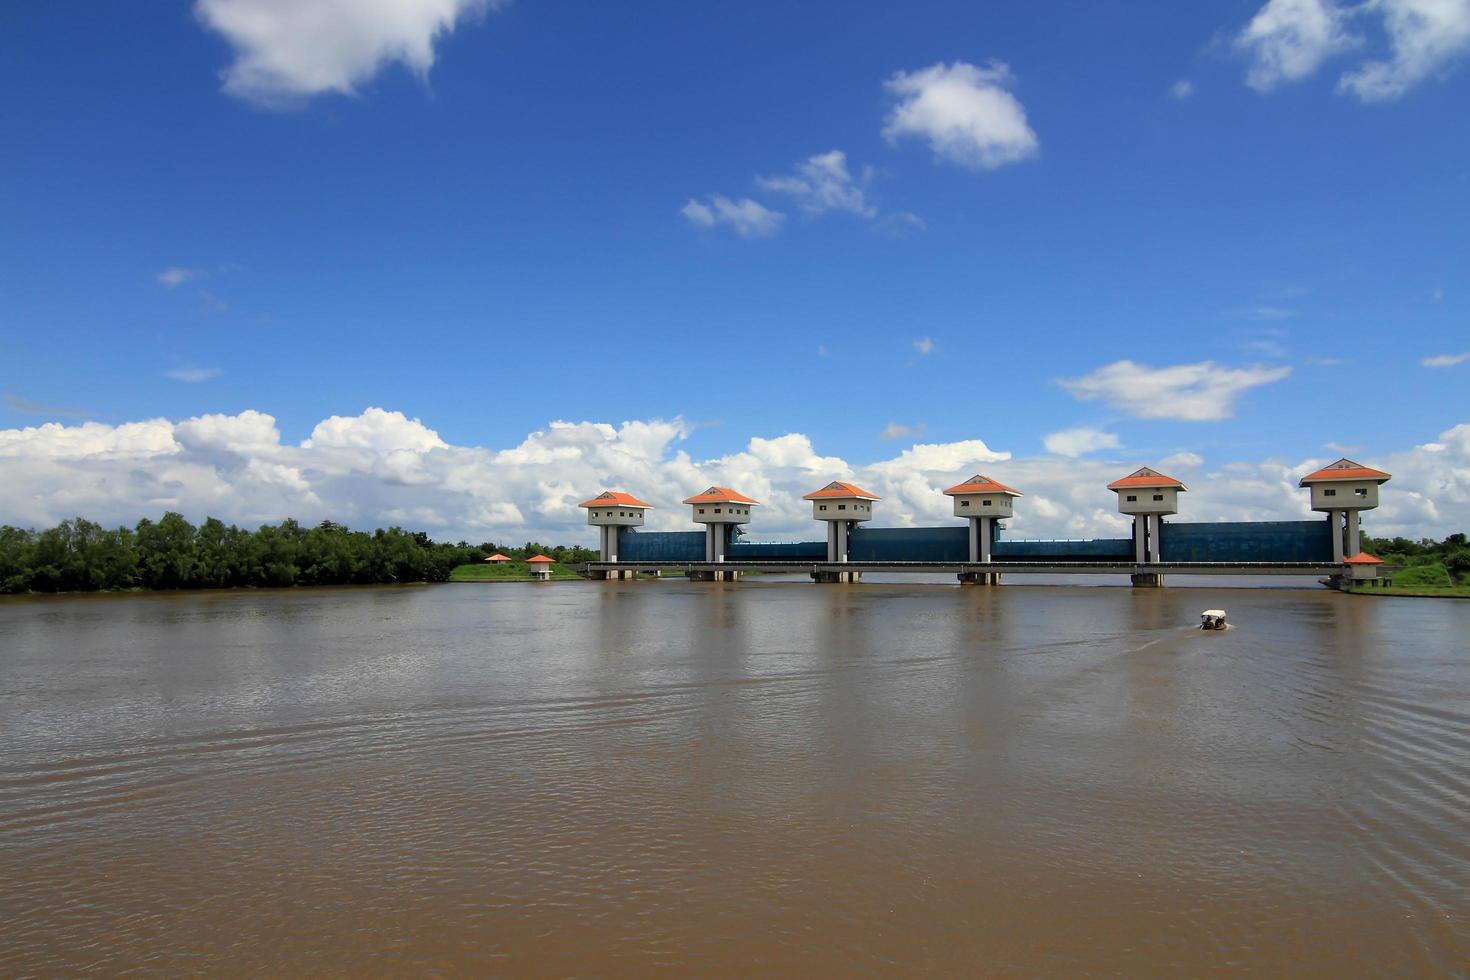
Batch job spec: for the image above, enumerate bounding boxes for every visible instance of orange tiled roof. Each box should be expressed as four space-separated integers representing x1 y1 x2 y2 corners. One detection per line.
1299 458 1391 486
943 474 1022 497
484 553 512 562
682 486 760 505
526 555 555 563
578 490 654 509
1344 552 1383 564
1107 466 1188 491
803 481 880 501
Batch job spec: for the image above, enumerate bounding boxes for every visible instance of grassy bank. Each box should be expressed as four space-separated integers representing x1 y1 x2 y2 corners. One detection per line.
449 562 582 582
1351 583 1470 598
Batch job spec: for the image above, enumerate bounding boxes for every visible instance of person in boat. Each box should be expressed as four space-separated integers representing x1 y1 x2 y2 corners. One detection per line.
1200 609 1227 630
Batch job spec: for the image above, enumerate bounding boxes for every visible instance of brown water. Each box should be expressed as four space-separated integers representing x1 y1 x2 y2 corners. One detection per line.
2 581 1468 975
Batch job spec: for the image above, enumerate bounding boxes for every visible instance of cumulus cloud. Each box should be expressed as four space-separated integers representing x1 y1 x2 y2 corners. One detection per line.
1235 0 1470 100
1171 79 1196 100
1236 0 1358 91
882 60 1039 170
166 367 224 383
1339 0 1470 100
1422 351 1470 368
0 407 1464 542
1043 428 1121 458
681 196 785 238
757 150 876 218
1058 360 1293 421
912 337 935 355
194 0 498 106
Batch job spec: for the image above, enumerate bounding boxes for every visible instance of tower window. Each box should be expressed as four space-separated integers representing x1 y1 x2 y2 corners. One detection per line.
961 500 970 507
1324 488 1337 497
983 500 992 506
838 504 847 510
1126 495 1137 502
1355 488 1368 498
1152 494 1164 502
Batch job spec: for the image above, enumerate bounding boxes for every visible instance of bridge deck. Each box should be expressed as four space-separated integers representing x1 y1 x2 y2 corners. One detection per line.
584 561 1341 576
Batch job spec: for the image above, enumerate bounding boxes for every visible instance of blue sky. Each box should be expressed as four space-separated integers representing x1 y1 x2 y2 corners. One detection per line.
1 1 1467 540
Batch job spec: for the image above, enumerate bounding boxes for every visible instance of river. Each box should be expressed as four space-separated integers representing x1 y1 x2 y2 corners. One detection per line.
2 581 1467 974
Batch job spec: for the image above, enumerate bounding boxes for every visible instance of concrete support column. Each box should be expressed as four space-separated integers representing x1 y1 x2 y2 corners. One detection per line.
1148 515 1163 563
1133 518 1146 564
835 521 850 562
968 518 980 564
1131 572 1165 588
979 517 993 564
1330 510 1345 563
1346 511 1361 556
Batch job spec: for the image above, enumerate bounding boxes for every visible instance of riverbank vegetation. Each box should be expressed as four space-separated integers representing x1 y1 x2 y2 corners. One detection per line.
0 514 595 594
450 561 582 582
1360 532 1470 595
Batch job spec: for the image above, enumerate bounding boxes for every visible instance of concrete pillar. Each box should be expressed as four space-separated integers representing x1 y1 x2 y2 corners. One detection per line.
1131 572 1164 588
979 517 993 564
835 521 849 562
968 517 980 564
1134 518 1146 564
1346 511 1361 556
1148 515 1163 563
1330 511 1345 563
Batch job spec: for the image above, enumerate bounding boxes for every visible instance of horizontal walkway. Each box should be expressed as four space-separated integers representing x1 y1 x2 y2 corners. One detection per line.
583 560 1342 577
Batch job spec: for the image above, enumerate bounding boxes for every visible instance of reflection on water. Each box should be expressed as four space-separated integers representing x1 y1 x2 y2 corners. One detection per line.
2 582 1468 974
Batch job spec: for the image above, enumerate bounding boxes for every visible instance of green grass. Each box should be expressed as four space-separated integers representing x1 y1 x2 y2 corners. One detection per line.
449 562 582 582
1351 582 1470 598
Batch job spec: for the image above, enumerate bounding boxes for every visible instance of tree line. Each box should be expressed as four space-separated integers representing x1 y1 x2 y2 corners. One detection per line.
0 514 597 594
1363 532 1470 582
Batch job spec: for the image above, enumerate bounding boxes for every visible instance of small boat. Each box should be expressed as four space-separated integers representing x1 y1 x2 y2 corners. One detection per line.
1200 609 1227 630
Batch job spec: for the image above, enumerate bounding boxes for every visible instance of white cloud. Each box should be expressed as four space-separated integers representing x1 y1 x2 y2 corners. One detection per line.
1339 0 1470 100
0 408 1466 541
1236 0 1358 91
194 0 497 106
1159 450 1205 469
681 196 785 238
157 267 201 288
1043 428 1121 457
166 367 224 383
757 150 876 217
912 337 935 355
1235 0 1470 100
882 61 1039 171
880 421 928 440
1058 360 1293 421
1171 79 1196 99
1422 351 1470 368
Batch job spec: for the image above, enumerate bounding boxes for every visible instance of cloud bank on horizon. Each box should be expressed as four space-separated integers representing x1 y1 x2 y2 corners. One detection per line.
1 407 1463 544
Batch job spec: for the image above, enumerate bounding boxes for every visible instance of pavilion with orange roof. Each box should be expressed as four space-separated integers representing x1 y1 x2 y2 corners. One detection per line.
944 474 1022 564
682 487 759 563
1108 466 1188 564
804 481 880 566
483 553 512 563
526 554 556 580
579 490 654 564
1299 458 1391 563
